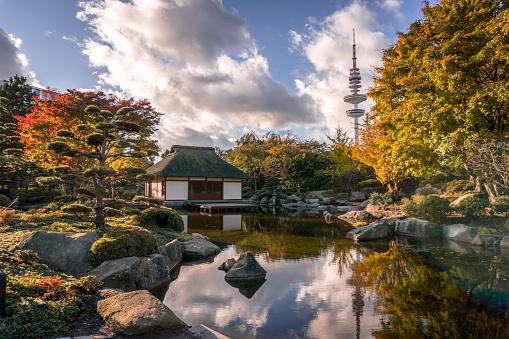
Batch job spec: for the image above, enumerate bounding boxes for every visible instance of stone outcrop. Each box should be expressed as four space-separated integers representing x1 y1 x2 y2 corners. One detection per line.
181 237 220 258
395 218 442 238
88 257 141 291
134 254 171 290
336 205 364 213
340 210 372 223
16 231 98 273
349 191 366 202
471 234 506 247
158 239 182 271
97 290 186 336
442 224 478 243
224 252 267 281
346 219 395 241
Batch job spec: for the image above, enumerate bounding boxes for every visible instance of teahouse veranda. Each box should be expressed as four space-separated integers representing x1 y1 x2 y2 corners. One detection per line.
145 145 251 201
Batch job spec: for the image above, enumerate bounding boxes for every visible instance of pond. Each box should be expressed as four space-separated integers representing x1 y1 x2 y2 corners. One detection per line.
163 211 509 338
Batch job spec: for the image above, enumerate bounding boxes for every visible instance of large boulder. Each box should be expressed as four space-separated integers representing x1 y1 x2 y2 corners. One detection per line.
349 191 366 202
181 237 220 258
322 197 336 205
286 194 302 202
305 198 320 205
336 205 364 213
442 224 478 243
16 231 98 273
225 252 267 281
134 254 170 290
87 256 141 291
500 236 509 248
346 219 394 241
158 239 182 271
97 290 186 336
471 234 506 247
395 218 442 238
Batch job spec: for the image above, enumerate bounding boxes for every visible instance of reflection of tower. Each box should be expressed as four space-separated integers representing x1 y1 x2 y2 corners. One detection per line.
351 249 364 339
343 29 367 143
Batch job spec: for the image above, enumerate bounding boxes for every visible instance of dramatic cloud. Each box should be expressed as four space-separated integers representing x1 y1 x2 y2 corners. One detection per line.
290 2 391 139
77 0 317 149
0 28 38 85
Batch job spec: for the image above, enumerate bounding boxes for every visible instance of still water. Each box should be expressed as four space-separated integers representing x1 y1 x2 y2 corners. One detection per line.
163 211 509 338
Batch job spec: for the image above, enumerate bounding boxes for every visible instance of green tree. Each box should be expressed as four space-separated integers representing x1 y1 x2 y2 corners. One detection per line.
47 105 157 230
0 75 38 187
229 132 268 190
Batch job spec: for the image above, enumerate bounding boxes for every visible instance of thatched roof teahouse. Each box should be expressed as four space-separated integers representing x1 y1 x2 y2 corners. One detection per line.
145 145 251 201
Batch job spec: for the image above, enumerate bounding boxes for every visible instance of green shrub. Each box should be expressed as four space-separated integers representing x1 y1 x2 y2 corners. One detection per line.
492 196 509 216
44 202 64 212
358 179 382 188
14 250 39 264
132 196 164 207
121 207 142 216
417 195 451 223
72 276 103 293
402 195 451 223
442 179 475 195
456 196 489 218
243 186 253 193
89 226 158 266
368 192 393 205
134 207 184 231
60 204 93 219
53 195 78 203
103 207 122 218
0 194 11 207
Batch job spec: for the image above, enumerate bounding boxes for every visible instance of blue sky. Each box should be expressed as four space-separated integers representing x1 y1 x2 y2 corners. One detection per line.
0 0 435 150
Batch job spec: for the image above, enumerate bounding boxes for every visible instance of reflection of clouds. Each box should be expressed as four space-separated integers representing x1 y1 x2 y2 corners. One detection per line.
164 246 382 338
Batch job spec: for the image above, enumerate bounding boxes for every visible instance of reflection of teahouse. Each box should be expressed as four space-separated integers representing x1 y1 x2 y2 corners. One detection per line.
145 145 251 201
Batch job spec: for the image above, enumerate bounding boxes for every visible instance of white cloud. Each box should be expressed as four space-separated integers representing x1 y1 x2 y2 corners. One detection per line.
0 28 38 86
291 1 389 139
77 0 317 150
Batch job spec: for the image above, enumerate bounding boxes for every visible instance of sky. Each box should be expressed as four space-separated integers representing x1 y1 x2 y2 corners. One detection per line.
0 0 436 151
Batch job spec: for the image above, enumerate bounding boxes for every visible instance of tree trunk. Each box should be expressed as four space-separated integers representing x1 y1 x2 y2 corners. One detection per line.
94 194 105 230
484 183 497 203
475 179 482 193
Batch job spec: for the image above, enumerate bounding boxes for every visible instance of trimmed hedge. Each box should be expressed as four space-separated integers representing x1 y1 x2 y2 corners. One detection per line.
88 226 158 266
134 207 184 231
0 194 11 207
103 207 122 218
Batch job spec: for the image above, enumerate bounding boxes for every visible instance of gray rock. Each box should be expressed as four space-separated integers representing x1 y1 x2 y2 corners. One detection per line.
158 239 182 271
336 205 364 213
365 202 384 214
336 193 349 200
442 239 473 254
305 198 320 205
97 290 186 335
500 236 509 248
16 231 98 273
335 199 348 206
322 197 335 205
260 197 269 205
134 254 170 290
504 219 509 230
349 191 366 202
88 256 141 291
472 234 506 247
286 194 301 202
442 224 478 243
225 252 267 281
181 238 220 258
218 258 236 272
340 210 372 222
395 218 442 238
415 184 441 196
346 220 394 241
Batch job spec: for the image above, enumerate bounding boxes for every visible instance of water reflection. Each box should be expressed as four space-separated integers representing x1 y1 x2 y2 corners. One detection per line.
165 212 509 338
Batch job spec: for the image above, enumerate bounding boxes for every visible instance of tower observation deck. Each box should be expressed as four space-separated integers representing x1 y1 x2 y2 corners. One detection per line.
343 29 366 142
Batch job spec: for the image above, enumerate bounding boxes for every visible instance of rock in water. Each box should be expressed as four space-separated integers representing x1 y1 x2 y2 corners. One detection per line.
218 258 236 272
181 237 220 258
97 290 186 335
225 252 267 281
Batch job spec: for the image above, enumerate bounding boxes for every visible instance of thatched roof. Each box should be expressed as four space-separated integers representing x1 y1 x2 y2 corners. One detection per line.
146 145 251 179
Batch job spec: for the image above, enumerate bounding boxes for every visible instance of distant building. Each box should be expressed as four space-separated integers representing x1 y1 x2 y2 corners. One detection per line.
145 145 251 201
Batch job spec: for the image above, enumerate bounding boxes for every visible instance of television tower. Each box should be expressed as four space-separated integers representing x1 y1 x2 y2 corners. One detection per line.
343 29 366 142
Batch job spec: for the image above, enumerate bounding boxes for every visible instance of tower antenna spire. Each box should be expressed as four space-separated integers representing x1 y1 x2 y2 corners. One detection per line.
343 28 366 143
